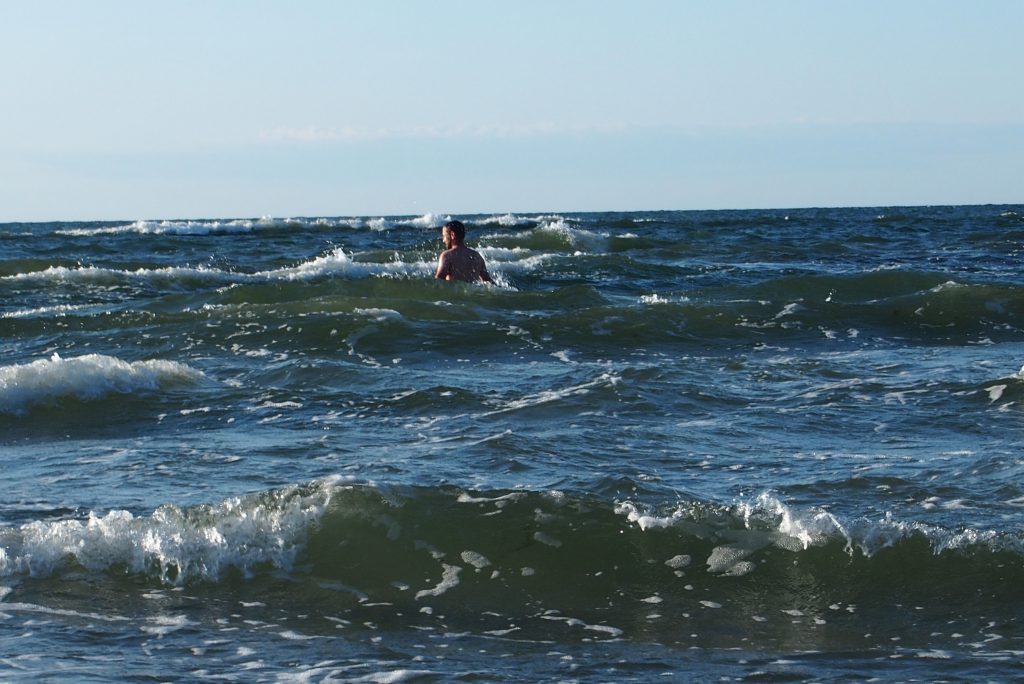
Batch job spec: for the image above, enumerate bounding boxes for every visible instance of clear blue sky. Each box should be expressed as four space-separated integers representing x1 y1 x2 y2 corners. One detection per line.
2 1 1021 221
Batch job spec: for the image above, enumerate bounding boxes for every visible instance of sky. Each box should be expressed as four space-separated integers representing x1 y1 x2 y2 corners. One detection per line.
1 0 1022 221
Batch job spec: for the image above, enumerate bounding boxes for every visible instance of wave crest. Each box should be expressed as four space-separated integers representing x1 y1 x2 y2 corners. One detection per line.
0 353 207 415
0 482 333 583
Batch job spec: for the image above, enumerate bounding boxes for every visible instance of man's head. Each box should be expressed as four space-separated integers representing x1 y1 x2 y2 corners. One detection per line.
441 220 466 248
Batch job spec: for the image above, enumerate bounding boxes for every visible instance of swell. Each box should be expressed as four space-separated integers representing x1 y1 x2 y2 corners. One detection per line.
4 482 1022 598
0 353 208 416
5 482 1024 648
6 219 1022 322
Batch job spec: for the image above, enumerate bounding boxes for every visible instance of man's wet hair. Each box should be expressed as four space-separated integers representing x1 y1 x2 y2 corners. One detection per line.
443 220 466 242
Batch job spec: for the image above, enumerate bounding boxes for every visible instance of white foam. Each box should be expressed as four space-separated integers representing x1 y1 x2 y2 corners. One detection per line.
478 213 536 227
584 623 624 637
456 492 526 505
481 372 621 418
621 490 1024 562
476 246 532 260
740 492 848 550
343 670 437 684
482 252 554 276
775 302 803 319
0 353 207 415
259 247 434 281
460 551 491 569
0 600 131 623
367 217 395 231
707 546 755 575
3 239 547 290
1 303 96 319
403 213 451 229
664 554 691 569
929 280 966 293
278 630 320 641
358 213 448 231
539 613 623 637
614 500 694 531
1 263 234 286
414 563 461 599
56 217 287 237
60 215 389 237
0 482 333 583
141 614 196 636
538 218 608 252
353 308 404 321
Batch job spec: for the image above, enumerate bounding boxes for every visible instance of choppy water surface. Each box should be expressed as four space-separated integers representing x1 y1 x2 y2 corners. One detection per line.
2 206 1024 682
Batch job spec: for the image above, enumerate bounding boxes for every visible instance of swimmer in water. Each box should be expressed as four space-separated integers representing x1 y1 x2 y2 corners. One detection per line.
435 220 494 283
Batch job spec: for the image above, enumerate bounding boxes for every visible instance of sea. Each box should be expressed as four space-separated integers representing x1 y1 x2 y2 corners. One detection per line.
2 205 1024 682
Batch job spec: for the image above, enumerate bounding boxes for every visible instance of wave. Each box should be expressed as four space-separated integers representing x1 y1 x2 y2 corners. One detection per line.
0 247 533 291
4 273 1022 360
49 213 461 237
6 480 1024 649
472 213 574 228
260 247 432 281
0 253 421 287
0 480 333 583
17 212 549 244
5 273 1021 356
0 353 207 415
4 482 1022 597
56 217 296 237
1 303 100 319
1 263 239 287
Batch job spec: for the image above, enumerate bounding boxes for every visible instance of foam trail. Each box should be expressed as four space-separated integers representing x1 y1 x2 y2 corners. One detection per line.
0 353 207 414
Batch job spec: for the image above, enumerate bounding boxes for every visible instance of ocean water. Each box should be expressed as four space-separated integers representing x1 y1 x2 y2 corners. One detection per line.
2 206 1024 682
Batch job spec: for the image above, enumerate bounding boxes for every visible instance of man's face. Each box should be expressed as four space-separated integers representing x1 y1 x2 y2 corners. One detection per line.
442 227 454 248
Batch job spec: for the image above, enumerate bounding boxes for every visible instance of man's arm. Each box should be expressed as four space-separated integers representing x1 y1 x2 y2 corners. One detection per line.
435 251 450 279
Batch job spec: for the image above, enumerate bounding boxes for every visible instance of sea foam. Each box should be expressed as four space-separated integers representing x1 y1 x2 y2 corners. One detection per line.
0 353 207 415
260 247 434 281
616 491 1023 570
0 482 332 583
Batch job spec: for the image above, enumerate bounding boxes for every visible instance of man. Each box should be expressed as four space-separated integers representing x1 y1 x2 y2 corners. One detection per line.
435 220 494 283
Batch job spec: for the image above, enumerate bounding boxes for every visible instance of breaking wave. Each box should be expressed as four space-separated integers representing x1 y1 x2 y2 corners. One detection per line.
0 353 207 415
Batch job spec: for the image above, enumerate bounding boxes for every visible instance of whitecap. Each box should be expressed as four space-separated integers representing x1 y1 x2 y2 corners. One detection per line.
987 384 1006 402
0 353 207 415
0 481 333 583
397 213 451 229
260 247 434 281
1 303 96 319
538 218 608 252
